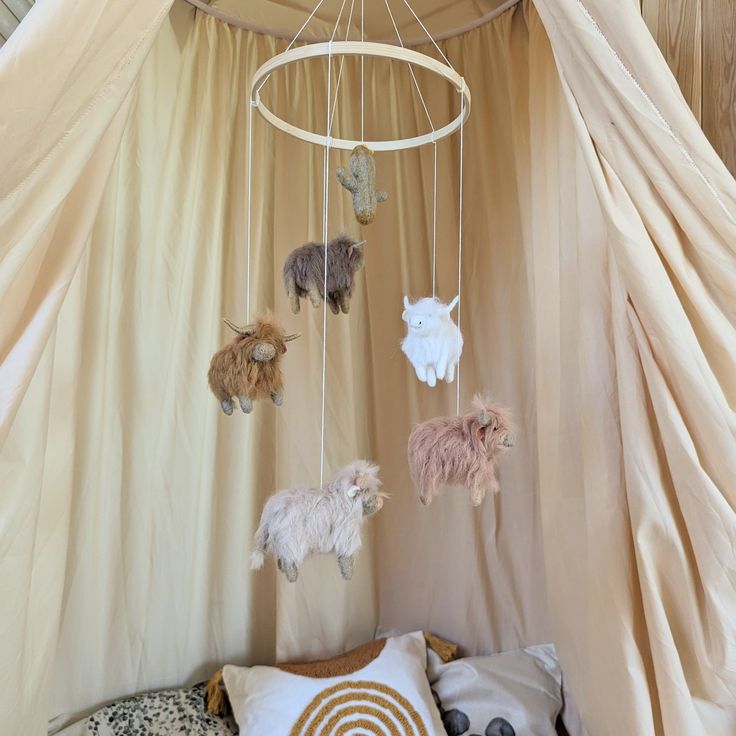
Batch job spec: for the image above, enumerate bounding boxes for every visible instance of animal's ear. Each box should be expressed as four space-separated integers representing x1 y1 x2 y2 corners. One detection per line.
350 240 367 257
446 295 460 313
223 318 256 336
347 484 361 498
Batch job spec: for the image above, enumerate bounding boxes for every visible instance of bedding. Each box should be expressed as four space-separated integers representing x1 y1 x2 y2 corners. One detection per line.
84 682 237 735
427 643 563 736
72 637 567 735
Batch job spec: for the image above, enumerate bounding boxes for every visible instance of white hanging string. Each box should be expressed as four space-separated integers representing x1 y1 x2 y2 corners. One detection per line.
432 141 437 298
330 0 349 42
246 101 254 321
383 0 434 131
328 0 356 132
456 81 466 416
383 0 438 298
400 0 454 68
255 0 328 97
319 36 335 488
360 0 364 142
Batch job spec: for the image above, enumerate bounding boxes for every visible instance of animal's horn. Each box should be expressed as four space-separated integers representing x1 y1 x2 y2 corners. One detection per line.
223 318 255 335
353 240 367 248
478 409 491 426
283 332 301 342
403 295 411 310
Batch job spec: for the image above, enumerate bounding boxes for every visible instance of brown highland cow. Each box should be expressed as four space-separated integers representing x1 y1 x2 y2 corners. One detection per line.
207 313 299 415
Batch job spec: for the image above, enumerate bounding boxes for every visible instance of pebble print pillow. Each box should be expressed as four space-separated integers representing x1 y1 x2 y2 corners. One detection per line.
428 644 563 736
85 682 238 735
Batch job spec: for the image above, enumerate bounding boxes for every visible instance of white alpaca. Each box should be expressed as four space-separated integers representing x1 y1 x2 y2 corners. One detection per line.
250 460 386 582
401 296 463 387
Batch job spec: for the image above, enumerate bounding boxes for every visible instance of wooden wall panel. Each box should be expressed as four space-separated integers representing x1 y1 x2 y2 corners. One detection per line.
643 0 736 176
641 0 702 121
702 0 736 176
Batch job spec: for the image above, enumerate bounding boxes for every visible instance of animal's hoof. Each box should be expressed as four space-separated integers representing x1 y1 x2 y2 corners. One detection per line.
419 495 432 507
220 400 234 416
271 392 283 406
238 396 253 414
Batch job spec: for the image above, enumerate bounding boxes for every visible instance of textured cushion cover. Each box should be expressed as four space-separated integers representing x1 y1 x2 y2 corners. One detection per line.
223 631 446 735
85 682 238 735
428 643 563 736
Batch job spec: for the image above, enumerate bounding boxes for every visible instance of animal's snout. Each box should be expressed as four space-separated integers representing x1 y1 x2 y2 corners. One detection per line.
409 317 426 330
502 434 514 448
251 342 277 362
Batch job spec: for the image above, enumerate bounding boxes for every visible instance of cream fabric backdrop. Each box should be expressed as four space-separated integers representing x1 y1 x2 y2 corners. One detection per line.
532 2 736 734
1 1 735 735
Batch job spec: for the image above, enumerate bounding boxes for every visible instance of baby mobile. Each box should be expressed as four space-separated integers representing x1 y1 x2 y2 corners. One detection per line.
206 0 514 581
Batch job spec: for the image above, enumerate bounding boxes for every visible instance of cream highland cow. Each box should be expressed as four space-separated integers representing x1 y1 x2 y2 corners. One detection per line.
401 295 463 387
250 460 387 582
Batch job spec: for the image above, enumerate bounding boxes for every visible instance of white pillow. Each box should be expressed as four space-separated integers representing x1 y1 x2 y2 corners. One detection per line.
427 643 563 736
223 631 446 735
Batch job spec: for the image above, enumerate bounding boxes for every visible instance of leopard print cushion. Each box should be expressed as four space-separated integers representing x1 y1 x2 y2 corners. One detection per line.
85 682 238 735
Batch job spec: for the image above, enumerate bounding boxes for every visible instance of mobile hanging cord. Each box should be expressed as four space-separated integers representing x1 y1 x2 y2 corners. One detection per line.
456 80 465 416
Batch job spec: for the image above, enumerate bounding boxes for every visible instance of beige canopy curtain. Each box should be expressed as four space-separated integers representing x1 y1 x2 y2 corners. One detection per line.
531 2 736 733
1 1 734 736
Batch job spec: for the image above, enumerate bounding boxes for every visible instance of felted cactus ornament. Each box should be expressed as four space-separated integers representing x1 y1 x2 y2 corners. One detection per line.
336 145 388 225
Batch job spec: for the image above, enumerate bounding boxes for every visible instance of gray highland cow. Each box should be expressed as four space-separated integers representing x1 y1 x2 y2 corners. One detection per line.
283 235 366 315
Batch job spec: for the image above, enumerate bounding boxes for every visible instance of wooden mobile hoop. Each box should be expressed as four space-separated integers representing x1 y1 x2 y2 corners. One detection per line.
250 41 472 151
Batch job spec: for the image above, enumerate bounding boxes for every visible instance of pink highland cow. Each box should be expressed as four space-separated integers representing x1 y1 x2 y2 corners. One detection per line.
408 396 514 507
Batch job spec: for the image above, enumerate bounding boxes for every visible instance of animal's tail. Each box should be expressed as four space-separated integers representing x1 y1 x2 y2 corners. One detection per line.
250 523 268 569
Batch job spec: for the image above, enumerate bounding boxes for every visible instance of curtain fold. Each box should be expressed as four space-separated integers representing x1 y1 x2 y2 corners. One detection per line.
0 0 174 450
532 1 736 733
0 2 172 733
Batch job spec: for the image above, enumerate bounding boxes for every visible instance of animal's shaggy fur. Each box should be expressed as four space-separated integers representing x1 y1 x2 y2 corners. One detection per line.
250 460 387 582
207 312 299 415
336 145 388 225
401 296 463 387
407 396 514 507
283 235 365 315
